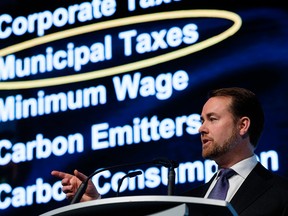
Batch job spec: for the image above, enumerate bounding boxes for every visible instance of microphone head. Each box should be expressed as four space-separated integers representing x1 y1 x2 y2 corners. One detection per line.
127 170 142 178
152 157 179 168
170 160 179 168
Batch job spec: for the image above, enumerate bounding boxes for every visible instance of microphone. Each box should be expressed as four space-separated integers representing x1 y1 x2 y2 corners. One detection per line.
116 170 142 197
152 157 179 195
70 160 150 204
153 157 179 169
168 166 176 196
70 158 178 204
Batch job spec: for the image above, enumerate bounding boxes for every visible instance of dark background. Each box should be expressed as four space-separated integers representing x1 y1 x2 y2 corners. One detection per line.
0 1 287 215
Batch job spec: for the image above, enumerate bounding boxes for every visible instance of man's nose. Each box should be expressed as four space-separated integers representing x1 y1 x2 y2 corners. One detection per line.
198 123 207 134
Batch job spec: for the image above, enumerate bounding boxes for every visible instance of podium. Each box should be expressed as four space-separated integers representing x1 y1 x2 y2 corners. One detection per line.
39 195 238 216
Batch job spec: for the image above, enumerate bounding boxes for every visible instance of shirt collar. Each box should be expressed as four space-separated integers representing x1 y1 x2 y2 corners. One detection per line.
230 154 258 179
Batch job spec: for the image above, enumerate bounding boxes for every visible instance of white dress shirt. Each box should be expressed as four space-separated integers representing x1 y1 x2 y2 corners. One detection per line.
204 155 258 202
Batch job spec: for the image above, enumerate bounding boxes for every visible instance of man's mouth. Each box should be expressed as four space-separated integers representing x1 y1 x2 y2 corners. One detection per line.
202 138 212 146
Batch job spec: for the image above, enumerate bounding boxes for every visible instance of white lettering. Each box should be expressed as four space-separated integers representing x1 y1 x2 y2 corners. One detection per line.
0 86 107 122
0 0 117 39
0 38 112 81
0 133 84 165
113 70 189 101
91 114 201 150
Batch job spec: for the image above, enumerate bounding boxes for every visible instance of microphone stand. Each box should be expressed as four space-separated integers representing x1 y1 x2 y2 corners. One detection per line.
70 158 176 204
116 170 142 197
167 160 178 195
151 158 179 195
70 160 150 204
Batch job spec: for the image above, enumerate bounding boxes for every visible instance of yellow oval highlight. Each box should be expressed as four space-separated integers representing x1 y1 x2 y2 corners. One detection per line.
0 10 242 90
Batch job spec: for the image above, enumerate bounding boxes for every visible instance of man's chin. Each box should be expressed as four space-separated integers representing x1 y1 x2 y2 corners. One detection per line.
202 151 218 160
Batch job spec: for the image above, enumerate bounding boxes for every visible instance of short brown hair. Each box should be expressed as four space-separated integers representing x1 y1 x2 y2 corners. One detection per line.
207 87 265 148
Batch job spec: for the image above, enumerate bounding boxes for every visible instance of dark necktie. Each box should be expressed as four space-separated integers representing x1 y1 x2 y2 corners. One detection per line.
207 168 236 200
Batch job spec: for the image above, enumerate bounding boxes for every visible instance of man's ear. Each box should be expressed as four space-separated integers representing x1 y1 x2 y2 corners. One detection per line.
239 116 250 136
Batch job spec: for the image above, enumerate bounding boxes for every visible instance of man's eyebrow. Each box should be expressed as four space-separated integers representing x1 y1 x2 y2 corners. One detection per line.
200 113 211 121
202 112 216 118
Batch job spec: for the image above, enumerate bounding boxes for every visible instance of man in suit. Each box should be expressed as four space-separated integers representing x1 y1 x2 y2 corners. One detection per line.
181 87 288 215
51 87 288 215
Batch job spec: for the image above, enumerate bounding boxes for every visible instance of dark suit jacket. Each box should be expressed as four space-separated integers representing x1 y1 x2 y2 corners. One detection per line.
181 162 288 216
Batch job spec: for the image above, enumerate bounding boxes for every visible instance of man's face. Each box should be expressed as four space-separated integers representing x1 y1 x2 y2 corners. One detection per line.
199 96 239 160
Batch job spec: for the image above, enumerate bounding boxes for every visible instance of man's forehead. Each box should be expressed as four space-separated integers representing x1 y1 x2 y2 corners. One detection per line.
202 96 231 114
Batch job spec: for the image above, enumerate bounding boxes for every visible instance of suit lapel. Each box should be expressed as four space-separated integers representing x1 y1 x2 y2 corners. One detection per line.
230 163 274 214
